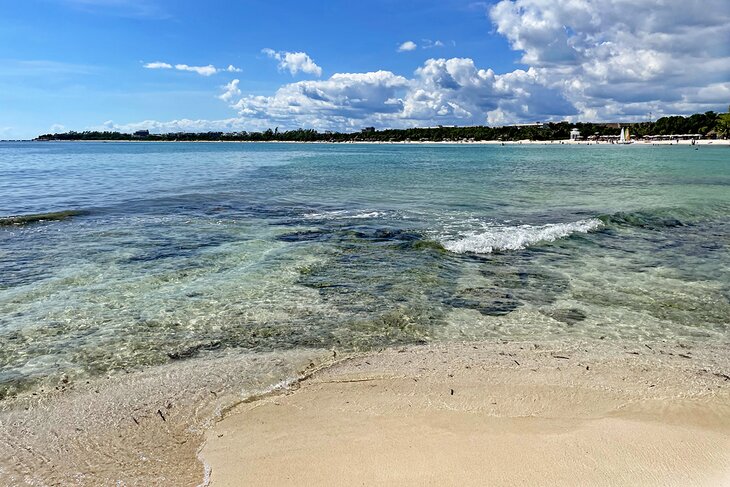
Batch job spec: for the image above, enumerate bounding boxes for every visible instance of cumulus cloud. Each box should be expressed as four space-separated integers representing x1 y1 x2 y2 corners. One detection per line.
262 49 323 77
215 57 574 130
126 56 575 132
230 70 408 130
143 61 172 69
222 0 727 128
174 64 218 76
489 0 730 120
143 61 242 76
403 58 575 125
397 41 418 52
130 1 729 131
218 79 241 102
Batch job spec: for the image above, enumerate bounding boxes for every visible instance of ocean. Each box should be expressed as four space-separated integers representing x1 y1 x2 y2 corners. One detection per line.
1 141 729 399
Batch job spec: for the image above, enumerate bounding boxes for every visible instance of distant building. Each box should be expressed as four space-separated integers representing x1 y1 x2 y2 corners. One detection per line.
502 122 545 128
133 130 150 137
570 128 581 140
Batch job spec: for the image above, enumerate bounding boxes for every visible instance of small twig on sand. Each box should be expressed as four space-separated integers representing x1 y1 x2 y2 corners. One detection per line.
320 378 380 384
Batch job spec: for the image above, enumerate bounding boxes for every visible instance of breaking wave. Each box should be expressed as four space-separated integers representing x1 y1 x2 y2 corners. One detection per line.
441 219 603 254
302 209 389 220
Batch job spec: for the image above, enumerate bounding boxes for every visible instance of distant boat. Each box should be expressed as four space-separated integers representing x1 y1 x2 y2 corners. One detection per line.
618 127 632 144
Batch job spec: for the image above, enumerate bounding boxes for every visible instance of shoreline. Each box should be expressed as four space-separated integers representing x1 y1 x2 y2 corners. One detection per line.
17 138 730 146
0 347 338 486
2 336 727 485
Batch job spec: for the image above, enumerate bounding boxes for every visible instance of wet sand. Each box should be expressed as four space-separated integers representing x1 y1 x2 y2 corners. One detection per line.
1 339 728 486
0 348 335 486
202 340 730 487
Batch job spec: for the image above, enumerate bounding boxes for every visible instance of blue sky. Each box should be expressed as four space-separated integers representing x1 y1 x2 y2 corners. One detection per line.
1 0 729 139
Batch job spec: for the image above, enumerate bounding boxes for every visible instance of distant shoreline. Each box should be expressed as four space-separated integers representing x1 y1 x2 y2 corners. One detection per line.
24 138 730 146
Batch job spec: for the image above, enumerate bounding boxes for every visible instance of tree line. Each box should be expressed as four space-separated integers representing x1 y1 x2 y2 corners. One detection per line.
35 111 729 143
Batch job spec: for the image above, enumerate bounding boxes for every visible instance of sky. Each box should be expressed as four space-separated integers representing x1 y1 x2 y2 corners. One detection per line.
1 0 729 139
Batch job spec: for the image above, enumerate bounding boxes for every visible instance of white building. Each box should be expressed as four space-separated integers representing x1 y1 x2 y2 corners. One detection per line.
570 128 580 140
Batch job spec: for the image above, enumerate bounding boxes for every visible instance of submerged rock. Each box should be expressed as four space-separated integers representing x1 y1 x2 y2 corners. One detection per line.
542 308 588 325
0 210 86 226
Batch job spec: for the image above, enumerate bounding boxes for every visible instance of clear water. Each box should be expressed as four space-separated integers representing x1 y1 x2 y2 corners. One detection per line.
1 142 729 398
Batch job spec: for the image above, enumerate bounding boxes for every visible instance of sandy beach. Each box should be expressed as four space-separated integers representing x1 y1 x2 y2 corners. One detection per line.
26 138 730 145
202 339 730 487
2 338 728 485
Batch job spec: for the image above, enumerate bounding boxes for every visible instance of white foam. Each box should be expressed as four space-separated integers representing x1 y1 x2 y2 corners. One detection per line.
303 209 387 220
441 218 603 254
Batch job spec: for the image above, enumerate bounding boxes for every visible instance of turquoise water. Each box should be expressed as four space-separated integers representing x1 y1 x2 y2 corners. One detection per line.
1 142 729 398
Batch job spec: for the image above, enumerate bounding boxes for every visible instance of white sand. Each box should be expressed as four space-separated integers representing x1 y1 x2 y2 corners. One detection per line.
202 340 730 487
1 339 728 486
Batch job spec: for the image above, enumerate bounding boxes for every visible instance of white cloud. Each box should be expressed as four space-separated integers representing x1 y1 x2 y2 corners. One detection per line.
262 49 323 77
49 123 67 133
402 58 573 124
98 118 252 134
143 61 172 69
109 56 574 133
397 41 418 52
126 1 729 132
489 0 730 120
230 70 409 130
218 79 241 102
143 61 242 76
422 39 445 49
174 64 218 76
216 58 573 130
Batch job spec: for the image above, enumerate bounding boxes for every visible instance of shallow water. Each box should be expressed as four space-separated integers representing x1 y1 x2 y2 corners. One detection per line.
1 142 729 398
